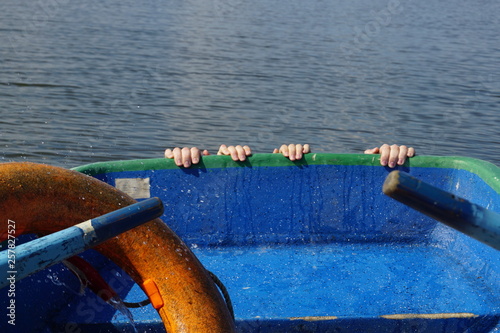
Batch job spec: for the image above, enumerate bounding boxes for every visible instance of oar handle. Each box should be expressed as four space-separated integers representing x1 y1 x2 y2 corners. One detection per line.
383 171 500 251
0 197 164 288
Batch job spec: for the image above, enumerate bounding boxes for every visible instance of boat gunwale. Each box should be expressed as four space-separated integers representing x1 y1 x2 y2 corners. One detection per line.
72 154 500 194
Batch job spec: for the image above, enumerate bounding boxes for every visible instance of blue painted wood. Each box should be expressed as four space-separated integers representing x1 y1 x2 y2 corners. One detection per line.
0 197 163 289
383 171 500 250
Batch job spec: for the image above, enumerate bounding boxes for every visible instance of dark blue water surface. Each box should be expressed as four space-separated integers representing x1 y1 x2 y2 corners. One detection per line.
1 0 499 168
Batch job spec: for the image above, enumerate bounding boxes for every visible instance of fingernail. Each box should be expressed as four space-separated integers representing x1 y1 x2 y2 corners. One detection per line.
381 159 388 166
389 161 396 168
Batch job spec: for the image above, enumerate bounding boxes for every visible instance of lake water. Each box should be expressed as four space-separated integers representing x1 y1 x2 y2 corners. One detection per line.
1 0 499 168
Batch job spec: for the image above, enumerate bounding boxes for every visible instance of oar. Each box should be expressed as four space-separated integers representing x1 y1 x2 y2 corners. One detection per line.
383 171 500 251
0 197 164 288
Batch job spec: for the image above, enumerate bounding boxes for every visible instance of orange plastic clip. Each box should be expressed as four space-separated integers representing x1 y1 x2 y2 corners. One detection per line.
142 278 164 310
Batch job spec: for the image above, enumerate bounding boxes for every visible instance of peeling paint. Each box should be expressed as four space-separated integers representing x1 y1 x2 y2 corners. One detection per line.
289 316 338 321
380 313 478 320
115 178 151 199
75 219 97 244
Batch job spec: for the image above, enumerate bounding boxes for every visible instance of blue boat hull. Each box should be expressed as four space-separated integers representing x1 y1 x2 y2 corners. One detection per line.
1 154 499 332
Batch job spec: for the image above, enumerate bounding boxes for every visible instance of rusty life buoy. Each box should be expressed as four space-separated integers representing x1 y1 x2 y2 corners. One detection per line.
0 162 235 332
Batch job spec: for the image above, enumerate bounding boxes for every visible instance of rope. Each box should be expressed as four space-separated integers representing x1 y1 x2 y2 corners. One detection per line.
123 299 151 308
207 270 235 320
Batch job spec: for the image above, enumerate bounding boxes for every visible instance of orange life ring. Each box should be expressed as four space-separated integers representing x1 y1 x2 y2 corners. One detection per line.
0 162 235 332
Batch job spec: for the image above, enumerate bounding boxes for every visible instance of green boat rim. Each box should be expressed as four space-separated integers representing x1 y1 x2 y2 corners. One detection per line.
73 154 500 194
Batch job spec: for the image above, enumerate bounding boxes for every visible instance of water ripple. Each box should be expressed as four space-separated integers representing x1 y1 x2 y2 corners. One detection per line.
0 0 498 167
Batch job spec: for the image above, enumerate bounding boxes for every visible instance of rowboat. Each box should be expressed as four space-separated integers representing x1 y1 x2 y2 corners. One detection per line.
1 154 499 332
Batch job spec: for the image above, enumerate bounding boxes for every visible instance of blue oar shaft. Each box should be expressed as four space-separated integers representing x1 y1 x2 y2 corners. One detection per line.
0 197 163 288
383 171 500 250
